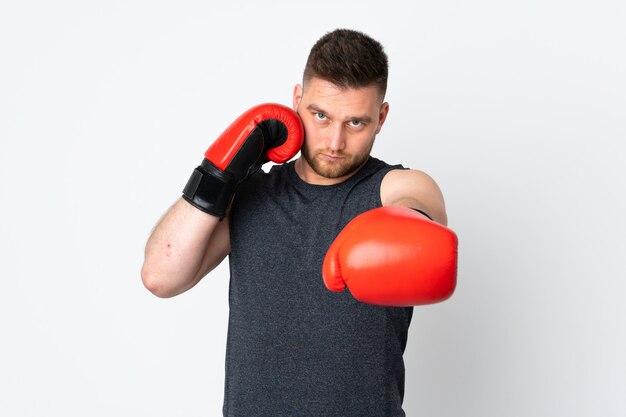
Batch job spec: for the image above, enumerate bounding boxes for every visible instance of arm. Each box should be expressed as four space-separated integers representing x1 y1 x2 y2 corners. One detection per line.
323 168 457 306
381 168 448 225
141 103 303 298
141 199 230 298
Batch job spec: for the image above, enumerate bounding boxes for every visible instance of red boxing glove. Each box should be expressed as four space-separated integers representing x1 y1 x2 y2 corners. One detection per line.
322 206 458 306
183 103 303 218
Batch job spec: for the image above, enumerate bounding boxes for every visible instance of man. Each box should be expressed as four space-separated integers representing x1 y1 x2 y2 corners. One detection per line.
142 29 457 417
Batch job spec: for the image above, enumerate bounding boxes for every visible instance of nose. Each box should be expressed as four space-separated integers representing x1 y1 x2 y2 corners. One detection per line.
325 123 346 153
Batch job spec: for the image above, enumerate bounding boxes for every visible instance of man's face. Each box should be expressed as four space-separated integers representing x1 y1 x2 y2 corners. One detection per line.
292 77 389 184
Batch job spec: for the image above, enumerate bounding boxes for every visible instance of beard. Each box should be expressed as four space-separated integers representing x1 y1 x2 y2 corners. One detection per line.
301 138 375 179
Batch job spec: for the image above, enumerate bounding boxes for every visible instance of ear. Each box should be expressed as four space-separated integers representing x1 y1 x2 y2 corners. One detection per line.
375 102 390 134
293 84 303 112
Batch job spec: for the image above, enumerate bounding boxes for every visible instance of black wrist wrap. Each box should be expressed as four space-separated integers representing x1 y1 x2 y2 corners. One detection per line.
182 159 238 219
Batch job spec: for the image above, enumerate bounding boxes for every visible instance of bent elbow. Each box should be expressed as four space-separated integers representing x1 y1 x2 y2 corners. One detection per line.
141 264 176 298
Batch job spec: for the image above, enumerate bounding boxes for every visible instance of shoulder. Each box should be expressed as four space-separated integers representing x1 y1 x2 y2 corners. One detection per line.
380 169 448 225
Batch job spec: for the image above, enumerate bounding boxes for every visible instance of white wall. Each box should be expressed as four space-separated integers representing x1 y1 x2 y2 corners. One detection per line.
2 1 624 416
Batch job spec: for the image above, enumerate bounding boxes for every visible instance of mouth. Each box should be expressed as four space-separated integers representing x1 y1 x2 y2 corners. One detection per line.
319 153 346 162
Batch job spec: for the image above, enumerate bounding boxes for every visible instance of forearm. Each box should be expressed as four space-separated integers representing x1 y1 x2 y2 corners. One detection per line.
141 198 221 298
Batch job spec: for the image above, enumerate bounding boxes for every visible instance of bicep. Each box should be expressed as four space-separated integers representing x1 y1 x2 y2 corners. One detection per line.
381 169 448 225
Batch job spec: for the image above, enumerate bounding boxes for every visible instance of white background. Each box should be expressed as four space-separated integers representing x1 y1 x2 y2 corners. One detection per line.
1 1 625 416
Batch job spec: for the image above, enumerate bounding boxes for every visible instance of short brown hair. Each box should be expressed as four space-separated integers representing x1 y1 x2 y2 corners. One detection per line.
303 29 389 99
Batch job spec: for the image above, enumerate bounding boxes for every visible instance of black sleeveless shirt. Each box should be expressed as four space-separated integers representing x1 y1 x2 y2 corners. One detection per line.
225 157 413 417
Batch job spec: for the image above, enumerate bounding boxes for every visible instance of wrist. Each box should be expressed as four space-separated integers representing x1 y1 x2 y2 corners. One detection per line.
182 159 239 219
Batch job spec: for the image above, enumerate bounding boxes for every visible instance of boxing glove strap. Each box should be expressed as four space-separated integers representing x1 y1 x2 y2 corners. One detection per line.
182 159 239 219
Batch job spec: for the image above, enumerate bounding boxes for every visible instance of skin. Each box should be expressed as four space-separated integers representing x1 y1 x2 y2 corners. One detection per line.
141 76 447 298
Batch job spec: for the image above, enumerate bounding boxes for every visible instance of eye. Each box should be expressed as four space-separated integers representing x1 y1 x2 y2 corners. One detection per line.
314 112 327 121
348 119 362 127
